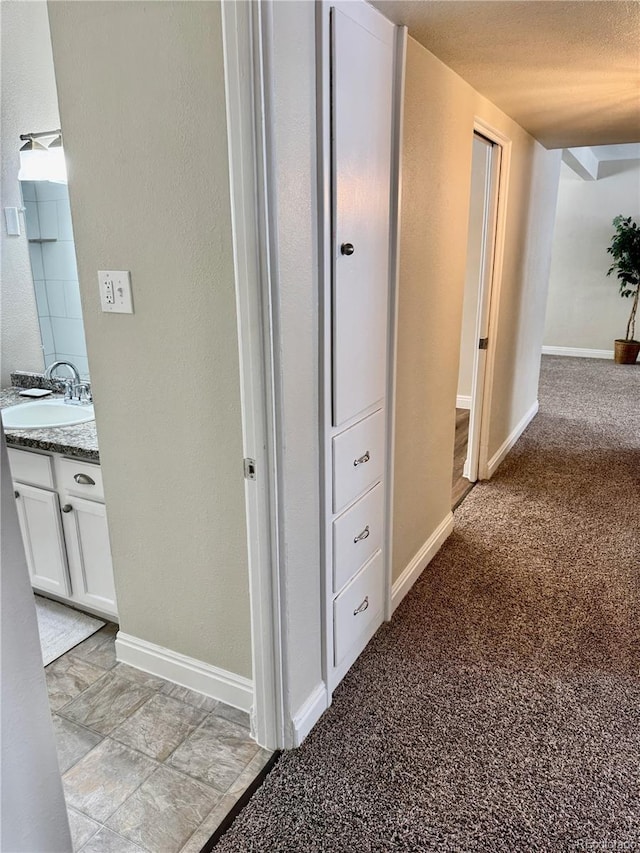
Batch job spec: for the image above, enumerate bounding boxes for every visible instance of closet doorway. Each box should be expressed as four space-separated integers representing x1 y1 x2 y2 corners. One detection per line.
452 131 501 508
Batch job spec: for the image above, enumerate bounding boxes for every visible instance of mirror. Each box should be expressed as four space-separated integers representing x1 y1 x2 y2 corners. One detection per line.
20 179 89 379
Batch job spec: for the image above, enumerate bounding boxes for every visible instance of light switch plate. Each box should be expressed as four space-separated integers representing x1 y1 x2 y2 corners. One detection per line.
98 270 133 314
4 207 21 236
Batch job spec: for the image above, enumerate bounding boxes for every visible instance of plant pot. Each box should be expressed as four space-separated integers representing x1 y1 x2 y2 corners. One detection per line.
614 339 640 364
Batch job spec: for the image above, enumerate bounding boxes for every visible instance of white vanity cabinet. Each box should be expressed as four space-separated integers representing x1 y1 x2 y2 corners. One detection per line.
8 447 118 619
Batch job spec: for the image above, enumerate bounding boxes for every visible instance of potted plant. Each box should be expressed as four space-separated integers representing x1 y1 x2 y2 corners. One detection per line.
607 214 640 364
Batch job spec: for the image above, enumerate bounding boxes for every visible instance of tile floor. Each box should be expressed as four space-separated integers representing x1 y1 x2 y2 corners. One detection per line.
47 622 272 852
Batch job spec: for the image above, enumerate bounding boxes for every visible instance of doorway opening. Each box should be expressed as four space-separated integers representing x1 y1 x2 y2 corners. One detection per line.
452 130 501 509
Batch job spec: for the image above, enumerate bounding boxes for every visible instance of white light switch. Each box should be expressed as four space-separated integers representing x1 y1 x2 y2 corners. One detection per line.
98 270 133 314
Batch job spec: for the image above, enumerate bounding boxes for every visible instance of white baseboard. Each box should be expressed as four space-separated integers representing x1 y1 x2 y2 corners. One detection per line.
485 400 539 479
115 632 253 712
290 683 329 748
542 346 614 360
391 512 454 613
456 394 472 409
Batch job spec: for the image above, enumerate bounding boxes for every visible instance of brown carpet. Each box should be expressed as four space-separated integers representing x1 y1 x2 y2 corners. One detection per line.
215 356 640 853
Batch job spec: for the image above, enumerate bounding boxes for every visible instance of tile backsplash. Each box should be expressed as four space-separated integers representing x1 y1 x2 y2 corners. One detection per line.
22 181 89 378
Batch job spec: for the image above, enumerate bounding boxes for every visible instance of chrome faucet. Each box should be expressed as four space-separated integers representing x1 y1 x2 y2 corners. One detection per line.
44 361 91 404
45 360 81 385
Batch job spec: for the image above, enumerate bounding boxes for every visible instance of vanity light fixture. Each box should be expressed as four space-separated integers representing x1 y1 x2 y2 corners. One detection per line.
18 130 67 183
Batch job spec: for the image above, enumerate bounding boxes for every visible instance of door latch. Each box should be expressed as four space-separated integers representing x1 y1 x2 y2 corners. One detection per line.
478 337 489 350
243 458 257 480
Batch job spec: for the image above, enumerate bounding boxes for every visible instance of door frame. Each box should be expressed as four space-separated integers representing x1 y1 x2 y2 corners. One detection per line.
220 0 286 750
463 131 500 483
470 118 512 481
384 25 407 620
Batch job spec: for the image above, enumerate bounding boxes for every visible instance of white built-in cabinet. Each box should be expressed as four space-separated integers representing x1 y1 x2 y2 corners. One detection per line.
322 2 399 692
8 447 118 620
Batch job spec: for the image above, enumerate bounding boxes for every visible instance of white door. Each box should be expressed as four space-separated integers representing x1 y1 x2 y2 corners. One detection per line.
14 484 70 596
461 133 500 481
61 496 118 617
332 7 393 427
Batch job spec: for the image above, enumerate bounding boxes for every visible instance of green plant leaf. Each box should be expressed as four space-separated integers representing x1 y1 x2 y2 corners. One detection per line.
606 215 640 340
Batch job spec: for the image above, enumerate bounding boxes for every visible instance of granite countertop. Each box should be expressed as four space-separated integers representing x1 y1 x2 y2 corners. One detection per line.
1 388 99 462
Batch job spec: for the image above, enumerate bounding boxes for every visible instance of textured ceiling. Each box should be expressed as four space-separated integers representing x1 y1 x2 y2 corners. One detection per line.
370 1 640 149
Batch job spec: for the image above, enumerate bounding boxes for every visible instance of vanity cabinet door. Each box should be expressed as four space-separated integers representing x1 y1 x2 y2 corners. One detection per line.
14 484 70 597
61 495 118 619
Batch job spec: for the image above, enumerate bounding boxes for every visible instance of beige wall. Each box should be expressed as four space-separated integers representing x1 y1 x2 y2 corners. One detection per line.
47 1 251 677
0 1 57 385
393 38 561 582
544 160 640 351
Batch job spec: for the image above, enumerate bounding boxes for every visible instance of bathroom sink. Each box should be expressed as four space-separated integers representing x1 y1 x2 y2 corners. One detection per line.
1 401 95 430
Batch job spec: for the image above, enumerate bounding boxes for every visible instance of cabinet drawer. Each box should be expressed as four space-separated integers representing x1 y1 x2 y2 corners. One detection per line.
57 457 104 501
332 409 384 512
333 483 384 593
333 550 383 667
8 448 54 489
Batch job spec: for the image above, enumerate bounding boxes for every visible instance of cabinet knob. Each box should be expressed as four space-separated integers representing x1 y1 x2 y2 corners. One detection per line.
62 504 73 513
74 473 95 486
14 490 19 499
340 242 355 256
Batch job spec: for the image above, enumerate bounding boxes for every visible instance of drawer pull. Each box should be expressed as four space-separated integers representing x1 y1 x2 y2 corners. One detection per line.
74 473 95 486
62 504 73 513
353 451 370 467
353 525 370 544
353 596 369 616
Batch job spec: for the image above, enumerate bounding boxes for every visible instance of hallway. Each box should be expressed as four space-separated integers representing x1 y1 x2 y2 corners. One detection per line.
215 356 640 852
